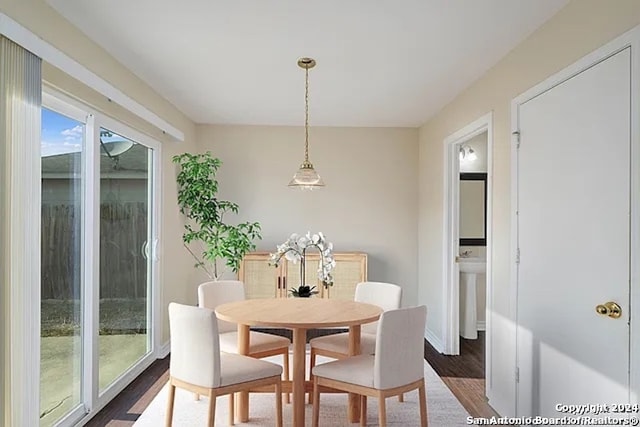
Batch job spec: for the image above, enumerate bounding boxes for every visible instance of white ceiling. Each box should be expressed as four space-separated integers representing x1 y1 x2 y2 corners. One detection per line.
48 0 568 127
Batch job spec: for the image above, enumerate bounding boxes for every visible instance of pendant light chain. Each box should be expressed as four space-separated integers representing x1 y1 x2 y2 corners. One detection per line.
304 65 310 164
288 56 324 189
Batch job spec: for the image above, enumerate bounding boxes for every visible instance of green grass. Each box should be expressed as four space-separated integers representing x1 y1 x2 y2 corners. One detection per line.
41 298 147 336
40 334 148 426
39 299 149 426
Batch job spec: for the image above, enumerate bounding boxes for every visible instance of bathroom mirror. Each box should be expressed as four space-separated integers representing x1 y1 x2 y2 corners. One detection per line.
459 172 487 246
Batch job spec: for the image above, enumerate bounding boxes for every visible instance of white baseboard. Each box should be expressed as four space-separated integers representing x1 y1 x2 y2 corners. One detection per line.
486 396 502 417
425 327 444 353
477 321 486 331
158 340 171 358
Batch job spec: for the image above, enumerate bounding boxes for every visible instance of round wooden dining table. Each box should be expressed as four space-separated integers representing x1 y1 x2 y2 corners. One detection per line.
215 297 383 427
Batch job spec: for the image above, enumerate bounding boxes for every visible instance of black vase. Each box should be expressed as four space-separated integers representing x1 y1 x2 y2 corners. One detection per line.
291 285 317 298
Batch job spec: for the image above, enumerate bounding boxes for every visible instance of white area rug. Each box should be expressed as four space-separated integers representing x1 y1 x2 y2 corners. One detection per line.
134 354 470 426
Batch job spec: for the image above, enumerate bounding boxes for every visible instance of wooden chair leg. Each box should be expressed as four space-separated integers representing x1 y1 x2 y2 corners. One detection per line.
229 392 235 425
418 382 428 427
165 383 176 427
308 348 316 404
194 392 200 401
312 377 321 427
378 395 387 427
207 390 216 427
283 349 290 404
398 393 404 402
360 395 367 427
275 380 283 427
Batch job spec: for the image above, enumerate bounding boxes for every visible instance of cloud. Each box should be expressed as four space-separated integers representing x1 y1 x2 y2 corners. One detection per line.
41 139 82 157
61 125 84 145
61 125 83 137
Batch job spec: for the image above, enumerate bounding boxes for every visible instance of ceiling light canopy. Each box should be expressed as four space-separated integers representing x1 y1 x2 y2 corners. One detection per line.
288 57 325 190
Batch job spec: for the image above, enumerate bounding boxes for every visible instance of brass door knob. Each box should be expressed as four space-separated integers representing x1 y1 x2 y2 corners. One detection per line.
595 302 622 319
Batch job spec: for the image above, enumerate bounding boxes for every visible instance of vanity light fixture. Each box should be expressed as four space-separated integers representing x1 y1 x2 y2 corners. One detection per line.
288 57 325 190
459 145 477 162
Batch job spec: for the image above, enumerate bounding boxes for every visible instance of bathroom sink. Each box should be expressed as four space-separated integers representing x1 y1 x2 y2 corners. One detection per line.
457 257 486 274
458 257 486 340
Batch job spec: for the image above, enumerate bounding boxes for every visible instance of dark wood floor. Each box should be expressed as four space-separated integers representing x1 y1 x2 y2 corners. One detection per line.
424 331 499 418
86 331 498 426
85 356 170 427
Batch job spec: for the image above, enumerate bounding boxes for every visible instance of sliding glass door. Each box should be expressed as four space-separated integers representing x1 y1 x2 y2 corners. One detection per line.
40 92 159 426
98 127 152 393
40 107 84 426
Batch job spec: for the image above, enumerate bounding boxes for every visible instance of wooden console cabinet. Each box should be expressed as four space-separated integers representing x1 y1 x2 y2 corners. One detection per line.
238 251 367 300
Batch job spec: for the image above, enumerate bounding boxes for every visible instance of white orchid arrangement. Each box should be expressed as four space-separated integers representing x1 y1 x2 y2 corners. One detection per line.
269 232 336 289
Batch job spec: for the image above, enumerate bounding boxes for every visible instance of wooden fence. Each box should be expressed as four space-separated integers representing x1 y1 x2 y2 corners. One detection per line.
41 202 149 299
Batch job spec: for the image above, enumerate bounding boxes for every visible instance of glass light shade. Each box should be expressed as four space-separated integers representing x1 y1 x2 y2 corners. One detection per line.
459 145 477 162
288 163 325 190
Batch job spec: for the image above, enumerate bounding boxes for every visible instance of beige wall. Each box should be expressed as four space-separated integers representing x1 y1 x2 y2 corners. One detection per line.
0 0 199 346
197 125 420 304
418 0 640 416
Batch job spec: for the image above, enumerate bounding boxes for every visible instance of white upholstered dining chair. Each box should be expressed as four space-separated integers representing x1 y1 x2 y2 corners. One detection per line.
311 305 428 427
166 303 283 427
198 281 291 403
308 281 402 403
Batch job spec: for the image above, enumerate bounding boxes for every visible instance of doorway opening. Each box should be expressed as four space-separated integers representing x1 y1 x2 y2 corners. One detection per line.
442 113 493 395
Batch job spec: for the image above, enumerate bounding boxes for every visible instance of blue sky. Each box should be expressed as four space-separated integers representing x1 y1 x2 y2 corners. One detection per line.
41 108 133 157
41 108 83 157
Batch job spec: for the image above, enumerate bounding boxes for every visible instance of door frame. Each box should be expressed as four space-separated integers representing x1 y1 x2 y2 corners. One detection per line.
510 25 640 413
42 87 164 426
442 112 494 391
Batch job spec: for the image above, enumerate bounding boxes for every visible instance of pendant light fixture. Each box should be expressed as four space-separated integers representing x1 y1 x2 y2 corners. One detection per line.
459 144 477 162
288 57 325 190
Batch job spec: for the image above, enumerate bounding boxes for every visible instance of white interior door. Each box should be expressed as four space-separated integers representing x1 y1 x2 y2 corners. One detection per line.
516 48 631 416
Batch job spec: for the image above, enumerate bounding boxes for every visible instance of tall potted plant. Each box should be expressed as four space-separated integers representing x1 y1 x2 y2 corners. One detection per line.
173 152 262 280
